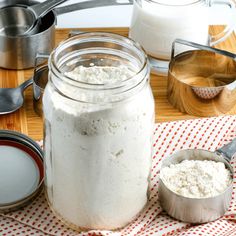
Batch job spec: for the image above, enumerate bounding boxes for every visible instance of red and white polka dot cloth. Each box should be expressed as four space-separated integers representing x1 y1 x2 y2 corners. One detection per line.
0 115 236 236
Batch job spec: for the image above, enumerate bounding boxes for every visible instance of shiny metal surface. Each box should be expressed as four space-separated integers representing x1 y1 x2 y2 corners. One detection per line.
0 78 33 114
33 64 48 117
25 0 68 35
0 0 67 36
171 38 236 60
168 39 236 116
217 138 236 161
0 0 55 69
158 139 235 223
0 6 33 36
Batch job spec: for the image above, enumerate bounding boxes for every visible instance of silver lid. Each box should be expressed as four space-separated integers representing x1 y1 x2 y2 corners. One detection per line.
0 130 44 213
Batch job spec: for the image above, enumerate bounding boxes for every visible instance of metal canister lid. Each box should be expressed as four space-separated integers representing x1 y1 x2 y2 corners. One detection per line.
0 130 44 213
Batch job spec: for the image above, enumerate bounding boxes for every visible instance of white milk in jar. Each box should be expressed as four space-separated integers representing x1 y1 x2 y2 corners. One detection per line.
43 32 155 231
129 0 235 60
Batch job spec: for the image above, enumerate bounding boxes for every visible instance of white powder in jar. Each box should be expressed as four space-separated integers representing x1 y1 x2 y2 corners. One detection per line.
43 65 154 230
160 160 232 198
65 65 133 84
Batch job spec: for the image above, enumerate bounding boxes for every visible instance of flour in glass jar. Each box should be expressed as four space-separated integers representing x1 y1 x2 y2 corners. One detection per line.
65 65 133 84
43 65 154 230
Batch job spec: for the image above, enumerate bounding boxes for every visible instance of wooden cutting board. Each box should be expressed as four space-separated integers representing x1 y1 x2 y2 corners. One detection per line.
0 27 235 141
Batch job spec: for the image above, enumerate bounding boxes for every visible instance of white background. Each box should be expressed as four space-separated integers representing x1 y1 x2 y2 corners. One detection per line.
36 0 233 28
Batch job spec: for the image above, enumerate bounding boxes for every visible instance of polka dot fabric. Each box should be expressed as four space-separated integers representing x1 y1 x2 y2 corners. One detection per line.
0 115 236 236
192 87 223 100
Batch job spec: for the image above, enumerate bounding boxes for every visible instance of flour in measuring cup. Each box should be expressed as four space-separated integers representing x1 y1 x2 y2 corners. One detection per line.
160 160 232 198
44 65 154 230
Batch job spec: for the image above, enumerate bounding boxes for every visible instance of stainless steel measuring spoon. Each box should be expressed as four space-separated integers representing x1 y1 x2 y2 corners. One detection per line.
0 0 68 36
0 78 33 114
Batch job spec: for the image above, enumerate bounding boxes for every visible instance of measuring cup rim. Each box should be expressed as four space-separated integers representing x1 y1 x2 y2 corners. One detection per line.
0 8 56 39
0 5 36 35
162 148 234 164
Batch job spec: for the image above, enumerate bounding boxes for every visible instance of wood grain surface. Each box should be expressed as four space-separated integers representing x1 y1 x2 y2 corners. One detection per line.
0 27 235 141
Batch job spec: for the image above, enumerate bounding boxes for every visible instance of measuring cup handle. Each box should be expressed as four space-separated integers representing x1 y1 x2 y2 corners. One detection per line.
171 38 236 60
34 53 50 80
33 54 49 118
216 138 236 161
209 0 236 46
35 53 50 68
31 0 68 18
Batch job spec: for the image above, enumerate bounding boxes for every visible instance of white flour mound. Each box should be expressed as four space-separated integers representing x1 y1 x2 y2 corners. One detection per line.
65 65 133 84
160 160 232 198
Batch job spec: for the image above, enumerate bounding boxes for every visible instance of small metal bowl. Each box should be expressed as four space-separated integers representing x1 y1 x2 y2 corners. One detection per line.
167 39 236 117
158 144 234 223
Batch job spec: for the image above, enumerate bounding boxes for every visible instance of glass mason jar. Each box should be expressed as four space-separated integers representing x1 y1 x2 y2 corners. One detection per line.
129 0 236 60
43 32 155 231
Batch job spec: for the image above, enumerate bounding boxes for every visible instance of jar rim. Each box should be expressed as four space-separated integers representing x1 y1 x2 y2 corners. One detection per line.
49 31 148 90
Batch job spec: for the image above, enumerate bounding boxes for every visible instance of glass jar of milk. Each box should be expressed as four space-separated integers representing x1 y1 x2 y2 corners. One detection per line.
129 0 236 60
43 32 155 231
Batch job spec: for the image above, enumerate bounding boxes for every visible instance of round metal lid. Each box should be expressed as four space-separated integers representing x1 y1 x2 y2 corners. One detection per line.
0 130 44 213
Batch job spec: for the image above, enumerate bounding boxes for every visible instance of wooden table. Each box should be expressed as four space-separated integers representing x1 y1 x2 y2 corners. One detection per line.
0 27 235 141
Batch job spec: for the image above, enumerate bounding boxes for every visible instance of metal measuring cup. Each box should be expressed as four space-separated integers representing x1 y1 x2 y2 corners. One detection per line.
159 138 236 223
167 39 236 117
0 0 68 36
